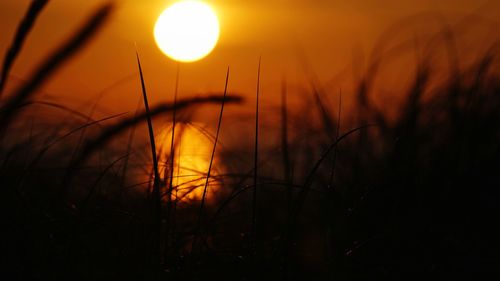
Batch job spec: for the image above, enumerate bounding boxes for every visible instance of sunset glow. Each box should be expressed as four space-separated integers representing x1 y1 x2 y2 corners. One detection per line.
153 1 220 62
158 123 223 202
2 0 499 278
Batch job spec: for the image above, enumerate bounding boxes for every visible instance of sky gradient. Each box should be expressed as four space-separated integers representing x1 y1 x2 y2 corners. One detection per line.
0 0 498 116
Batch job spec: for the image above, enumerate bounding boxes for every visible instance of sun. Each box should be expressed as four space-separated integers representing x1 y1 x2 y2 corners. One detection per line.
154 1 220 63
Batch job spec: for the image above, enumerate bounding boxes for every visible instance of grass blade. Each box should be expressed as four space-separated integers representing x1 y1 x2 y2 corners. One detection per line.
165 63 180 255
0 2 114 128
194 66 230 252
252 57 261 254
0 0 49 95
135 50 162 266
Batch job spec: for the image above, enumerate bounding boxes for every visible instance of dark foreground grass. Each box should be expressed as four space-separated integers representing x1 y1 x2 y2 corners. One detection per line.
1 2 500 281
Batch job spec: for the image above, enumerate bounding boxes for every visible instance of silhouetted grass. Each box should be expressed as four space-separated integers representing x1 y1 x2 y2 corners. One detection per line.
1 2 499 281
194 66 230 254
165 63 180 255
0 2 113 129
252 57 262 257
0 0 49 95
135 49 163 268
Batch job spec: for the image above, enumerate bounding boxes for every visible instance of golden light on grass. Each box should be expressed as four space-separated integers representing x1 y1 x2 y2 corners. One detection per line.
158 123 224 202
154 1 220 63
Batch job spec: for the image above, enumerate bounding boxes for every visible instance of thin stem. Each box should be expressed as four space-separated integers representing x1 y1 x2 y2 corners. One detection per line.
166 62 180 255
135 50 162 266
194 66 230 252
252 57 262 254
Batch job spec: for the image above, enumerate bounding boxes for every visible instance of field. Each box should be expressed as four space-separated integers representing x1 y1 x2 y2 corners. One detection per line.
1 2 499 280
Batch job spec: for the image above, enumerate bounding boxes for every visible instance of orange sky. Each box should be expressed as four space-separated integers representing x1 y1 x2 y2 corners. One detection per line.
0 0 499 118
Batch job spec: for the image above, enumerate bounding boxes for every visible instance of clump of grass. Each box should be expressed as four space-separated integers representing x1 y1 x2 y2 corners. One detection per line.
1 2 499 281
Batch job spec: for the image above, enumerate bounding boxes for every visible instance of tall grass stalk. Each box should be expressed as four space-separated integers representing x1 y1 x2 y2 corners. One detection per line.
252 57 261 255
194 66 230 253
165 63 180 255
135 50 162 266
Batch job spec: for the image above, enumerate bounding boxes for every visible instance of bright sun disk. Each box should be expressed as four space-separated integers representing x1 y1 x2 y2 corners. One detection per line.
154 1 220 63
